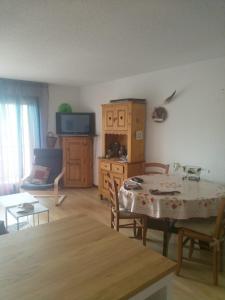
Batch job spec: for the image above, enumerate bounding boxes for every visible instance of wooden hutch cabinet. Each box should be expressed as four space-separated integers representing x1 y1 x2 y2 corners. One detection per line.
61 136 93 188
99 100 146 199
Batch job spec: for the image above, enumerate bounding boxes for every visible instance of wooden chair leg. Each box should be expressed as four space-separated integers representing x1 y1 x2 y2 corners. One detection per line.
56 194 66 206
133 219 137 237
189 239 194 259
212 245 218 285
116 216 119 232
176 230 184 275
220 241 224 272
111 210 114 229
136 227 142 240
142 216 148 246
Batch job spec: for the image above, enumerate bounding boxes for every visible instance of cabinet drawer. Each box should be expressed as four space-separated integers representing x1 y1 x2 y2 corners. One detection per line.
100 162 111 171
111 164 124 174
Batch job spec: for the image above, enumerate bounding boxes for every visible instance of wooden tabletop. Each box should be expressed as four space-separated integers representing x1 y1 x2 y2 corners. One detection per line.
0 215 176 300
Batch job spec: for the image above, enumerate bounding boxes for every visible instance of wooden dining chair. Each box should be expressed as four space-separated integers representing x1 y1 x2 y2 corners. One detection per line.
176 198 225 285
144 162 170 175
108 176 148 246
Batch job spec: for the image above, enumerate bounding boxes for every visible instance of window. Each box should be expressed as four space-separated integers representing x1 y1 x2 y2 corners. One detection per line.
0 98 40 190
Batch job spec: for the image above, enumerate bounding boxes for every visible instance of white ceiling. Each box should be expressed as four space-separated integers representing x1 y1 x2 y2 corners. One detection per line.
0 0 224 86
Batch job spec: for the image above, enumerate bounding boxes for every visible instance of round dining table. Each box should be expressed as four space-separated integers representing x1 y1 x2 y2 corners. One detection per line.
119 174 225 256
119 174 225 220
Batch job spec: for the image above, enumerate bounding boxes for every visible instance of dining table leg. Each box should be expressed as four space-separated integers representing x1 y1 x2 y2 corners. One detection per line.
162 219 171 257
163 230 170 257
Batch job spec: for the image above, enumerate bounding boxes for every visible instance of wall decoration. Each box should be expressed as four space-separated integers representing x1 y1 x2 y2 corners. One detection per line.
152 107 168 122
58 103 72 113
152 90 176 123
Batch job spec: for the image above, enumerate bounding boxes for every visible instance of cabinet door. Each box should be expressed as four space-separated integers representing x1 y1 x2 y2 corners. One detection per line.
114 104 128 131
64 137 93 187
102 104 128 131
64 138 83 186
103 106 114 131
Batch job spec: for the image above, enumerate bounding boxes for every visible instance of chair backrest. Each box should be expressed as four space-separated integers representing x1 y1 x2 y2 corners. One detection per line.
108 175 120 211
33 149 63 184
144 162 169 175
213 198 225 239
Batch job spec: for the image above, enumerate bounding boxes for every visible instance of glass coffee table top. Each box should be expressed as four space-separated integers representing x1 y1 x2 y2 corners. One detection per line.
8 203 49 218
7 203 49 230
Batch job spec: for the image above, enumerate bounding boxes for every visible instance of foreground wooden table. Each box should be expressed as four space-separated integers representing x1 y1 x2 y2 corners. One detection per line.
0 215 176 300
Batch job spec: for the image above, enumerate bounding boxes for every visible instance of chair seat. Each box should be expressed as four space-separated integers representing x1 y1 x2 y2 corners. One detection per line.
175 217 216 236
119 211 143 219
21 182 54 190
112 207 143 219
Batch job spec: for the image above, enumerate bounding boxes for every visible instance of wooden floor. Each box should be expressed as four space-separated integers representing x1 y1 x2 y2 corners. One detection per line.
1 187 225 299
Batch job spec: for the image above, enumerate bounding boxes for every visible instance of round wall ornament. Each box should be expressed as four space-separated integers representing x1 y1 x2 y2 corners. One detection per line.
152 90 176 123
152 106 168 123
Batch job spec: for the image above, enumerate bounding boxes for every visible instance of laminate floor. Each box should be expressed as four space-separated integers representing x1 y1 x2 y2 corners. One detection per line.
1 187 224 299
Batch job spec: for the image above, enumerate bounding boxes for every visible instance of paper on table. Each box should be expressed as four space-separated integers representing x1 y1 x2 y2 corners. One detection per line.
124 180 142 190
148 175 183 193
150 189 181 195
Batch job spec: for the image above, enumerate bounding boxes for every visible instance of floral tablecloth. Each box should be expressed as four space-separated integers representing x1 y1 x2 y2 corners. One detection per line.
119 174 225 219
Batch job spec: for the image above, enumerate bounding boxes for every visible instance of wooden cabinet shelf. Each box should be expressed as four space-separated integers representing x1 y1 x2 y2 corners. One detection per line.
99 101 146 199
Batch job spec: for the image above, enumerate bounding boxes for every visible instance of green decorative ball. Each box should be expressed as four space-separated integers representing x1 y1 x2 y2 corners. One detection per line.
58 103 72 113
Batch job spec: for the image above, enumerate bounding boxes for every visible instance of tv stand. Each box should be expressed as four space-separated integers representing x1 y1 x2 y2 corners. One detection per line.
60 136 93 187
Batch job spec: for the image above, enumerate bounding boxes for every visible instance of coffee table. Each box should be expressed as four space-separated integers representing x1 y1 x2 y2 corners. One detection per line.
0 192 39 229
7 203 49 230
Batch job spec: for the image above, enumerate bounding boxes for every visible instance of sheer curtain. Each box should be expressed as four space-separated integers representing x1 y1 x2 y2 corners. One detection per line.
0 79 48 195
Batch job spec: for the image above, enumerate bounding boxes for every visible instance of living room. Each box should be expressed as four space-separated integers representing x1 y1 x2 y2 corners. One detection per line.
0 1 225 299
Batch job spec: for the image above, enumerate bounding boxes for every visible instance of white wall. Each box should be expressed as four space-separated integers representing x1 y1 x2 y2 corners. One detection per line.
48 84 81 133
79 57 225 184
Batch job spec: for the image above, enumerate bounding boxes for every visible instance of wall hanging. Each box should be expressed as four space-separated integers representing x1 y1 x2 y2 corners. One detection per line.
152 90 176 123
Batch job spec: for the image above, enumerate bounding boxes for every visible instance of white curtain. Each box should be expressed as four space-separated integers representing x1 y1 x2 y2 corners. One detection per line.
0 79 48 195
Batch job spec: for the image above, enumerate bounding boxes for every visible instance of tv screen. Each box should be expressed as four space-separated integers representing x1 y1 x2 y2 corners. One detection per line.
56 113 95 135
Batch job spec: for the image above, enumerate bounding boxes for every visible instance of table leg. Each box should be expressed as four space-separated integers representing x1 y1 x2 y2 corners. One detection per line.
38 213 39 225
5 208 8 230
47 210 49 223
129 273 173 300
17 217 19 231
33 214 35 226
163 230 171 257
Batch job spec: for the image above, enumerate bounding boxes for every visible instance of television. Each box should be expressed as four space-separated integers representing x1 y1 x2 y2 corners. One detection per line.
56 112 95 136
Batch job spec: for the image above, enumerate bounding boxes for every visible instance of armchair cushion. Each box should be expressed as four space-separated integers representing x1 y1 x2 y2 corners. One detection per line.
20 182 54 190
28 165 50 184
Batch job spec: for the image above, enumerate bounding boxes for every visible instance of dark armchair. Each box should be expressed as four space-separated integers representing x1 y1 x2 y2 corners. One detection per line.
21 148 66 206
